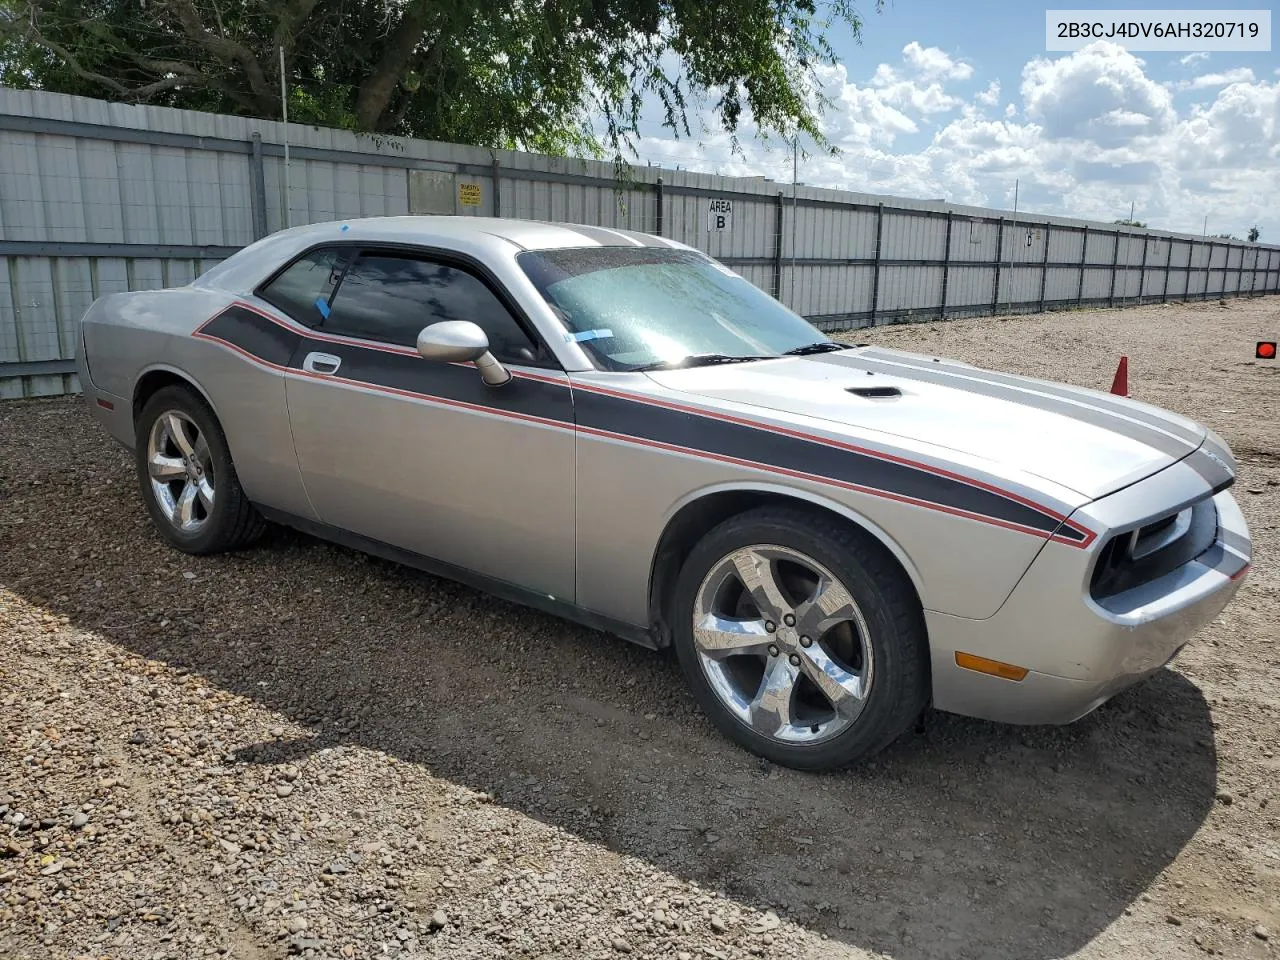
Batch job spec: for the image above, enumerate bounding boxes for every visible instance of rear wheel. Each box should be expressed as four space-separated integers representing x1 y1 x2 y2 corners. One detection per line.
135 385 265 554
671 506 929 770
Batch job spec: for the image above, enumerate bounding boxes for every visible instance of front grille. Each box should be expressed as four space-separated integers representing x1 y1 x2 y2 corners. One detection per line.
1090 497 1219 600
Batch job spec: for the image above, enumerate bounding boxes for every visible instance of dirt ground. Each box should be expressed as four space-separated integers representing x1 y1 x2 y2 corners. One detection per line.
1 296 1277 960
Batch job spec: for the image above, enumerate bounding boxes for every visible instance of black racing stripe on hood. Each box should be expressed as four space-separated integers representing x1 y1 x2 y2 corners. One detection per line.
576 389 1066 536
809 353 1195 459
199 305 300 367
852 349 1205 445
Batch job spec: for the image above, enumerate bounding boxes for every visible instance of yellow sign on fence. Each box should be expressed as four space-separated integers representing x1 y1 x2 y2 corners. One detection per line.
458 183 482 207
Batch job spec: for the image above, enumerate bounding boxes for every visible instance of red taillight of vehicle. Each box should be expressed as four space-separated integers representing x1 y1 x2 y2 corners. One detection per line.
96 398 115 410
1257 341 1277 360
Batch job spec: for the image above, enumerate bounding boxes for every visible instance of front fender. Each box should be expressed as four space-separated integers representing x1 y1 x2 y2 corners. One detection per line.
654 480 927 601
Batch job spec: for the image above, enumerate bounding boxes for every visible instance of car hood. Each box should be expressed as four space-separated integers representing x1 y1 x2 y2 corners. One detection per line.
645 346 1207 501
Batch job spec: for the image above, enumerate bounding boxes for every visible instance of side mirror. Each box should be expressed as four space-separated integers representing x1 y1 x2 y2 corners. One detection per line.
416 321 512 387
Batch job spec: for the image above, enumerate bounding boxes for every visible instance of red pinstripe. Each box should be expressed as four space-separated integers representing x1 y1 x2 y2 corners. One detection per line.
196 299 1097 548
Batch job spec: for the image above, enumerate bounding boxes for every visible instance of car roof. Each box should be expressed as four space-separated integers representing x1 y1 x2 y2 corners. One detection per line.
273 216 688 252
192 216 698 296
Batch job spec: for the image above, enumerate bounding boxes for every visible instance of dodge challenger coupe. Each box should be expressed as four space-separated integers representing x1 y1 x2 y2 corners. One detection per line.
76 216 1252 770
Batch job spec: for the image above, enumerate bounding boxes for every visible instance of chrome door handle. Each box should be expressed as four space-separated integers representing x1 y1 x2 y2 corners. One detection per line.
302 351 342 375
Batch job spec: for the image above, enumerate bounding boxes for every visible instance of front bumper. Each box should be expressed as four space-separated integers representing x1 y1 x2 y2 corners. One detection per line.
928 484 1250 726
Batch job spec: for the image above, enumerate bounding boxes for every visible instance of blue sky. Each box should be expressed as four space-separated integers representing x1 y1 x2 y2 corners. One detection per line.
629 0 1279 240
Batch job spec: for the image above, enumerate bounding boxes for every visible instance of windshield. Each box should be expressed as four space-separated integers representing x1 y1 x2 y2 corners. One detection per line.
517 247 834 371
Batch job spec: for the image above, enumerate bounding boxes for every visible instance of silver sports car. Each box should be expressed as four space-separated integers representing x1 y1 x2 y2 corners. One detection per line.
76 217 1252 770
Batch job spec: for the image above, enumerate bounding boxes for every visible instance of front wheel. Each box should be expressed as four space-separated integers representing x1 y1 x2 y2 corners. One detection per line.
670 506 929 771
135 385 265 554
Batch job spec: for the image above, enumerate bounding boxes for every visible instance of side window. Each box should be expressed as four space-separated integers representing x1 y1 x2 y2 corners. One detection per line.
259 248 348 325
324 254 539 364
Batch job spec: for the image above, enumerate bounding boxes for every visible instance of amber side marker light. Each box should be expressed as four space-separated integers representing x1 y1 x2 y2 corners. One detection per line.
955 651 1029 682
1258 341 1277 360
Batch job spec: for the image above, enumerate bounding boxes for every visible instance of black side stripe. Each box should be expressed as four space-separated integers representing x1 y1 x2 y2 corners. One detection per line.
577 390 1071 538
201 306 298 368
199 305 573 424
195 303 1091 546
311 331 572 423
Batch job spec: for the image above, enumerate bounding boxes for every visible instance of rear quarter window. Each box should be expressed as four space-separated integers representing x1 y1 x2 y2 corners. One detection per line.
259 248 350 325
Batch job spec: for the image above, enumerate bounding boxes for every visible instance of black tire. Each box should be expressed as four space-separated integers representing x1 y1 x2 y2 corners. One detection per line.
134 384 265 554
670 505 929 771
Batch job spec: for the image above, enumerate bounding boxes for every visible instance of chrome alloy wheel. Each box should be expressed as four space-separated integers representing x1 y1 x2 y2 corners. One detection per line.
146 411 215 533
692 544 874 745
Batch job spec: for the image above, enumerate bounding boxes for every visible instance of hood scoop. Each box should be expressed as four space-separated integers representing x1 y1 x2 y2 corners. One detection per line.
846 385 902 400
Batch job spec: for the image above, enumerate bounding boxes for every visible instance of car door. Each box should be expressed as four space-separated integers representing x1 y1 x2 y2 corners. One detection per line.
280 246 577 603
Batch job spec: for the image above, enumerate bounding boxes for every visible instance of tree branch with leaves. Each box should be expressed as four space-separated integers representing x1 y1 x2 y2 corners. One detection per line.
0 0 880 161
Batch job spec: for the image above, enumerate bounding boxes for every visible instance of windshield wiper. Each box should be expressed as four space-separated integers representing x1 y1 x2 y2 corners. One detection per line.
631 353 773 372
783 341 848 356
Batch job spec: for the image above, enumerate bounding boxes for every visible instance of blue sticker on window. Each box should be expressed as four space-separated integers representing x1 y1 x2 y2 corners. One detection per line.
314 297 331 319
340 224 349 232
564 328 613 343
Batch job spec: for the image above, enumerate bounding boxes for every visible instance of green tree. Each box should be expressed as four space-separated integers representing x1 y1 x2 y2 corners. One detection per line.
0 0 879 159
1114 218 1147 227
1248 225 1260 243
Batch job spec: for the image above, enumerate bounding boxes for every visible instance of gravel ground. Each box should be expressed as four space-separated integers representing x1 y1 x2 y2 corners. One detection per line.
1 296 1278 960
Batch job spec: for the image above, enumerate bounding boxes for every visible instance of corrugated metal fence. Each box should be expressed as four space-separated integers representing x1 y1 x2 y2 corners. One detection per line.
2 88 1277 398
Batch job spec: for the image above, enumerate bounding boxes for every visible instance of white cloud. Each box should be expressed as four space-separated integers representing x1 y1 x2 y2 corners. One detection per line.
1021 42 1174 146
1179 52 1210 68
1181 68 1256 90
864 44 973 117
901 41 974 82
975 80 1001 107
631 40 1279 239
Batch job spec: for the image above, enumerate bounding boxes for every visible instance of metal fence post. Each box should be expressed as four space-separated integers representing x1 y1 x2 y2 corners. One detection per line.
939 210 953 320
1077 226 1088 306
1137 234 1149 302
1038 224 1050 313
491 154 502 217
869 203 884 325
1202 241 1213 300
1162 239 1173 302
772 192 784 300
1107 230 1121 307
991 217 1005 315
249 132 268 240
654 177 664 237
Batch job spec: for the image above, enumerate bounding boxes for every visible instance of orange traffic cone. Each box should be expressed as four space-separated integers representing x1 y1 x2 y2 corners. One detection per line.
1109 356 1129 397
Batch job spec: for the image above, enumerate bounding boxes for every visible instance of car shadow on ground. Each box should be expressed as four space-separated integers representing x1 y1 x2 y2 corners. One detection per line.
0 430 1218 960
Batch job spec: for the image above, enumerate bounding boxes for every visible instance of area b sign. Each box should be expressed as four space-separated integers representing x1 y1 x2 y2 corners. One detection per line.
708 198 733 232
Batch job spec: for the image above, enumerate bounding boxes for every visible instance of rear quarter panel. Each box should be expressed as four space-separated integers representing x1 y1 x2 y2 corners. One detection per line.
80 288 314 519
